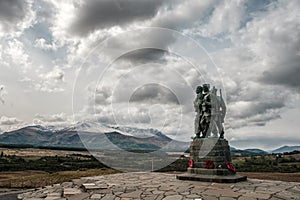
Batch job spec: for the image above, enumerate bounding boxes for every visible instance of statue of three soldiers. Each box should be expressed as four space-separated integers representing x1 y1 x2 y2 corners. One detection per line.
194 84 226 139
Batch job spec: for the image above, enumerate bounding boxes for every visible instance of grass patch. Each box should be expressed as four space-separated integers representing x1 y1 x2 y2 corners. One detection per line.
0 168 119 188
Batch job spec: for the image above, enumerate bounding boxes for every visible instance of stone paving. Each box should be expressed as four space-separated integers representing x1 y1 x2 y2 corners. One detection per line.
18 172 300 200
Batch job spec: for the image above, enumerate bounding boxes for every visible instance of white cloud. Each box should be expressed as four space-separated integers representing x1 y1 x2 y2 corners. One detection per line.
33 112 72 127
40 66 64 81
198 0 247 37
35 66 65 93
34 38 57 51
48 0 83 39
150 0 219 30
0 116 25 133
0 116 23 125
206 0 300 132
3 39 31 72
239 0 300 89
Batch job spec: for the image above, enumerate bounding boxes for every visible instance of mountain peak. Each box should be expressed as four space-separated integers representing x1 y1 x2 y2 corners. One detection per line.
0 122 184 151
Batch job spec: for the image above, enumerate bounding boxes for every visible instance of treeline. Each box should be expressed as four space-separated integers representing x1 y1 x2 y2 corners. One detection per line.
0 143 88 151
279 150 300 155
0 153 107 172
234 154 300 173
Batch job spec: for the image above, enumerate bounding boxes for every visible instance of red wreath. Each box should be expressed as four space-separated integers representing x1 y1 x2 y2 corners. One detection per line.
204 160 215 169
226 162 236 173
188 159 194 168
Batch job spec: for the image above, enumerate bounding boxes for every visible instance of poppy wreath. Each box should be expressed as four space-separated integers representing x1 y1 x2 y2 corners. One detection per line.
188 159 194 168
226 162 236 173
204 160 215 169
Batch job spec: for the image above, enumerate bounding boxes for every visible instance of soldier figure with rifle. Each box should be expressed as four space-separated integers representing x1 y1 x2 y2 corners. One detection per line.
194 84 226 139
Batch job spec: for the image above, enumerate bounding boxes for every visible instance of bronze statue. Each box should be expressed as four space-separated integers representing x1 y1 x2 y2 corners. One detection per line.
194 84 226 139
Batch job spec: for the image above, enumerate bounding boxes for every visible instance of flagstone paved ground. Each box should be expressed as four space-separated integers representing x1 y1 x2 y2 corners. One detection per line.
18 172 300 200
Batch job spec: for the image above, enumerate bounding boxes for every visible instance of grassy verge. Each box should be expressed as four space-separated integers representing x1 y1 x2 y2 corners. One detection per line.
232 153 300 173
0 168 119 188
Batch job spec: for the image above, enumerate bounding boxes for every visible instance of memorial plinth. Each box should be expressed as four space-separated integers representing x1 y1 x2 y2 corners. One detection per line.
177 138 247 183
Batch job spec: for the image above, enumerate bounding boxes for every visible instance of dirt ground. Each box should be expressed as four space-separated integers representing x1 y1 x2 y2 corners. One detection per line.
238 172 300 182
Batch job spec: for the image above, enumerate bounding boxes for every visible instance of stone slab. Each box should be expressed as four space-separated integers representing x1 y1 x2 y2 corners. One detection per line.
82 183 101 191
66 192 89 200
63 188 82 196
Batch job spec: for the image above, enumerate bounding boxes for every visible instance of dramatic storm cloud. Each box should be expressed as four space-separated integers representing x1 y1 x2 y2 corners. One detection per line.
129 84 179 105
69 0 164 36
0 0 299 149
121 48 167 65
0 0 35 35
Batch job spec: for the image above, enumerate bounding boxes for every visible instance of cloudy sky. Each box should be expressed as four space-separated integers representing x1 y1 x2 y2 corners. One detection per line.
0 0 299 150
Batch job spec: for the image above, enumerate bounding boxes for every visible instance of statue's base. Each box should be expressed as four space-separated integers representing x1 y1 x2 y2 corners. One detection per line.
176 172 247 183
176 138 247 183
187 168 234 175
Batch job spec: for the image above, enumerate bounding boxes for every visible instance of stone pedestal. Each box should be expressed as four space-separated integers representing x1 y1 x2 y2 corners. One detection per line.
177 138 247 183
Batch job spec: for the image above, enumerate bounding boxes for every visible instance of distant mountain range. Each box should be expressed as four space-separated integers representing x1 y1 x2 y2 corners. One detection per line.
230 147 269 156
0 123 299 155
0 122 189 152
230 145 300 156
271 145 300 154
